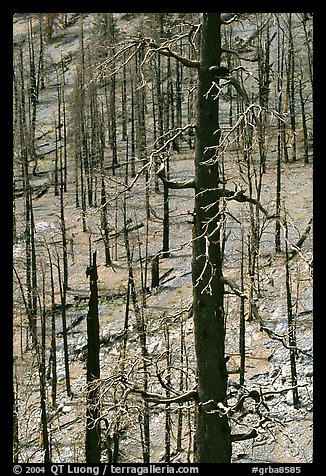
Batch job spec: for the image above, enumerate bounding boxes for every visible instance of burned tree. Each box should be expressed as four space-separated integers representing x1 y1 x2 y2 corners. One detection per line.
85 252 101 462
190 13 231 463
156 13 232 462
154 13 276 462
13 12 313 465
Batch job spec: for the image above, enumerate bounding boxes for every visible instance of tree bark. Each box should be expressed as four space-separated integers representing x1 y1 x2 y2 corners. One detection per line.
155 14 232 462
192 13 231 463
284 221 300 409
39 278 51 462
85 251 101 462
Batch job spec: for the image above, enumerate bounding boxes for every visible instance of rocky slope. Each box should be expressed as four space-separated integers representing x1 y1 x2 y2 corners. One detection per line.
13 13 313 464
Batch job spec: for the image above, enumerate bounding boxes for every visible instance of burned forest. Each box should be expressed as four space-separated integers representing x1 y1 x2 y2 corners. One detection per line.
13 13 313 464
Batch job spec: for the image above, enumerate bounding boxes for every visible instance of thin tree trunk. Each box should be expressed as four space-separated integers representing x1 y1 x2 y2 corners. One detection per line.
175 60 183 145
46 243 57 407
176 315 185 453
30 190 38 346
85 251 101 462
287 13 297 162
60 53 68 192
123 201 150 463
121 59 128 141
130 75 136 177
15 44 37 347
164 323 171 463
56 247 71 397
256 18 271 174
54 123 59 196
284 219 300 409
99 106 112 267
39 273 51 462
299 77 309 164
38 14 45 90
239 223 246 387
275 20 284 251
13 380 19 462
55 111 71 394
27 19 38 176
57 90 71 394
301 14 313 88
125 135 129 186
151 254 160 289
135 51 149 219
162 152 170 258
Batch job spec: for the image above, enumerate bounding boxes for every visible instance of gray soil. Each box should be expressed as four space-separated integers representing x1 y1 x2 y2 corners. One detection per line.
13 13 313 464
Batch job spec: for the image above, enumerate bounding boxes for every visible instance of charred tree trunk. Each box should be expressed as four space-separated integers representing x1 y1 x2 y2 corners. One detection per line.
284 220 300 409
108 13 118 175
39 275 51 462
151 254 160 290
239 224 246 387
29 190 38 347
56 247 71 398
275 20 284 252
121 59 128 141
162 153 170 258
130 75 136 178
135 51 150 219
123 202 150 463
299 76 309 164
164 323 172 463
154 14 232 462
85 251 101 463
27 19 38 176
192 13 231 463
46 243 57 407
60 53 68 192
256 18 271 174
301 14 313 88
13 381 19 462
286 13 297 162
100 108 112 267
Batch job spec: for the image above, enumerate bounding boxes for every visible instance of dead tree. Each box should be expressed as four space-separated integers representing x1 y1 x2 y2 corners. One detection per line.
286 13 297 162
123 199 150 463
13 381 19 462
156 14 232 462
85 251 102 462
55 245 71 397
38 271 51 462
283 219 300 409
154 13 278 462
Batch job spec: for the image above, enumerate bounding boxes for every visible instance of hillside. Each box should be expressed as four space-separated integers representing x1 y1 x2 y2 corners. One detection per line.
13 13 313 465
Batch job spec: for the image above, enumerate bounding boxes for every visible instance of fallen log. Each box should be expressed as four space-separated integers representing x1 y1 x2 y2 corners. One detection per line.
109 222 144 239
57 314 85 336
34 184 49 199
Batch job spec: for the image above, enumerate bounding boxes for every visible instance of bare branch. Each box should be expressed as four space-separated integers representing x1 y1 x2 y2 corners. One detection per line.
289 218 312 259
129 384 199 405
156 162 195 190
196 187 276 219
259 325 313 358
143 40 200 69
89 40 141 84
221 276 262 323
262 383 308 397
222 275 313 358
221 13 239 24
231 428 258 442
227 76 250 106
224 189 275 218
151 124 196 157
